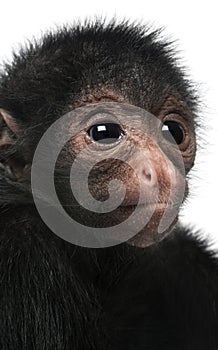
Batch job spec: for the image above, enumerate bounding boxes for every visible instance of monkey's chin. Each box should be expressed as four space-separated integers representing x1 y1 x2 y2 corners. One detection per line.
126 214 178 248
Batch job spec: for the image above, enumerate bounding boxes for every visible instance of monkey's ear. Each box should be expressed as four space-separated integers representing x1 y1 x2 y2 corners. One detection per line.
0 109 19 147
0 109 28 179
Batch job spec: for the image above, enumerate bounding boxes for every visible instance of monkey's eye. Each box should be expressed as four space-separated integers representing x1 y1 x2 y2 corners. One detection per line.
161 121 186 145
88 123 123 144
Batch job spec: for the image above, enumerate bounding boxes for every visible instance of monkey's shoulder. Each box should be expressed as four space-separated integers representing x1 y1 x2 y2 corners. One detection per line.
105 228 218 349
157 225 218 272
124 226 218 290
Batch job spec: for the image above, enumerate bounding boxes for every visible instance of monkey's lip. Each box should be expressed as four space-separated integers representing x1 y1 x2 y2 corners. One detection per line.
120 202 166 209
120 202 178 213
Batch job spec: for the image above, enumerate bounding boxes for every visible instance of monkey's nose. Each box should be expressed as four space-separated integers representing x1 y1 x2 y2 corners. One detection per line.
142 169 152 182
139 161 157 187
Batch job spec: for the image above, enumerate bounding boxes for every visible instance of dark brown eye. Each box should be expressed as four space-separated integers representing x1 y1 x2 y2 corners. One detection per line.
88 123 123 144
161 121 185 145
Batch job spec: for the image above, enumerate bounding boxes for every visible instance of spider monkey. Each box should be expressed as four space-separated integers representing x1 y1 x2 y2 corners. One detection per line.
0 20 218 350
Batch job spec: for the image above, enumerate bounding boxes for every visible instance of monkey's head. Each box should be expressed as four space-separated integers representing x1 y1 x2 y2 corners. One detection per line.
0 21 197 248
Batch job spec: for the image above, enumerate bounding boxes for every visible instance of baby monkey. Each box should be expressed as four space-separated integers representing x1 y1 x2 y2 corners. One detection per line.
0 20 217 350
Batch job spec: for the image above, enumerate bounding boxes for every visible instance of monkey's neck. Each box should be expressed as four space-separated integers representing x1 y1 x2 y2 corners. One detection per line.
0 204 142 287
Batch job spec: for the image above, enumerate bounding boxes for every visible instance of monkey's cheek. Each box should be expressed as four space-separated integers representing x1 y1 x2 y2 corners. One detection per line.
126 210 179 248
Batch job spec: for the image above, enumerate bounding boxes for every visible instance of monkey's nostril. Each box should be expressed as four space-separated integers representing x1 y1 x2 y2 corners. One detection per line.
142 169 152 182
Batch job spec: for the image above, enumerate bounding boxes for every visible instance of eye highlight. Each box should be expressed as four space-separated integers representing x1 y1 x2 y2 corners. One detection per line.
161 121 186 145
88 122 123 144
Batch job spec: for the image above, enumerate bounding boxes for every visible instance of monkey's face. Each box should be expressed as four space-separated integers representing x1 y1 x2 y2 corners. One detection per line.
24 101 195 248
0 92 196 248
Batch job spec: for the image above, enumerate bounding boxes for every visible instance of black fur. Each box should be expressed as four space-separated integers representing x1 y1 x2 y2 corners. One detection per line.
0 20 218 350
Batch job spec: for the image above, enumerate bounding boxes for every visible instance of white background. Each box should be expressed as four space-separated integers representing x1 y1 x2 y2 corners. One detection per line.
0 1 217 249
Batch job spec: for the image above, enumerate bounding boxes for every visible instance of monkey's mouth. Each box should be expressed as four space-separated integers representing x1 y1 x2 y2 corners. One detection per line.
112 202 180 225
120 202 178 213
